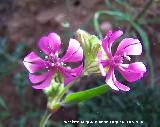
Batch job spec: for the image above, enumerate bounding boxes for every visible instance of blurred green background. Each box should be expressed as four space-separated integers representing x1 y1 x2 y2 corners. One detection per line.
0 0 160 127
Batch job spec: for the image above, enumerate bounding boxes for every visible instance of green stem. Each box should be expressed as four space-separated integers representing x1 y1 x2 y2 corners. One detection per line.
135 0 155 22
127 0 155 31
57 78 79 102
39 110 52 127
63 0 70 42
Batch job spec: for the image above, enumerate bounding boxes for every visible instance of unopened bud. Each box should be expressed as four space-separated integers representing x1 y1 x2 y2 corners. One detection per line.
76 29 101 75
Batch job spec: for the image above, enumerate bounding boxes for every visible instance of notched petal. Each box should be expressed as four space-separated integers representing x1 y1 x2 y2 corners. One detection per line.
24 52 45 64
116 38 142 56
29 72 50 84
38 32 61 55
105 67 119 91
102 30 123 55
59 64 83 85
31 71 55 89
38 36 50 55
61 39 83 62
118 62 146 82
23 61 46 73
48 32 61 53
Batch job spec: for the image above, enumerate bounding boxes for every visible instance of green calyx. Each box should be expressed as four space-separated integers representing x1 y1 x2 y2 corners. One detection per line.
47 99 61 111
77 29 101 61
43 77 64 111
76 29 101 75
44 79 64 98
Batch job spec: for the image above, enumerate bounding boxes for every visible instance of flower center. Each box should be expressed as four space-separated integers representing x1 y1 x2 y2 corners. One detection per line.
45 53 63 69
109 55 123 66
109 52 131 67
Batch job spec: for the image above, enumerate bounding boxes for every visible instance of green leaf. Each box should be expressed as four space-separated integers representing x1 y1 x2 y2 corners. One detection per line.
63 85 109 104
19 117 27 127
0 38 7 51
0 97 8 110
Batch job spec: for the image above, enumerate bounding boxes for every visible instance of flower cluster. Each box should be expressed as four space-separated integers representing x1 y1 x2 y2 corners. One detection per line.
23 30 146 91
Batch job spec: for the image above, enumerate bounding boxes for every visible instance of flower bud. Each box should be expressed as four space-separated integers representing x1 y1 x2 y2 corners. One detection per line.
76 29 101 75
77 29 101 61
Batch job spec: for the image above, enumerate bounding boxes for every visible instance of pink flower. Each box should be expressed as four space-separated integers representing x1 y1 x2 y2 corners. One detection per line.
98 30 146 91
23 33 83 89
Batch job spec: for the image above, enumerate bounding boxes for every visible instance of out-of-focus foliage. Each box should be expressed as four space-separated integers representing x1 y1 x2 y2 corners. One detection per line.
0 0 159 126
79 82 160 127
0 38 24 79
0 38 41 126
77 0 159 126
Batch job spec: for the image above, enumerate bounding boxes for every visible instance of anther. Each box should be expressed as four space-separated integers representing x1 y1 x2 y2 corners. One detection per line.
45 56 48 59
51 63 54 66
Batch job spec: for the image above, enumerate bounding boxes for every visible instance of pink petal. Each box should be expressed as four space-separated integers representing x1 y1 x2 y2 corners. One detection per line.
112 72 130 91
48 32 61 53
63 47 83 62
66 63 83 76
102 30 123 56
106 30 123 44
59 64 83 85
105 67 119 90
32 71 54 89
24 52 45 64
61 39 83 62
57 70 72 85
98 51 107 76
115 38 142 56
117 62 146 82
38 33 61 55
63 76 75 85
106 67 130 91
23 61 46 73
38 36 50 55
29 71 50 84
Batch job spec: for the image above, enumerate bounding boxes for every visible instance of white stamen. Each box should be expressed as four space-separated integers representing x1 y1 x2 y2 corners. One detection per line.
67 67 71 69
126 56 131 61
50 53 54 56
55 52 58 57
61 62 64 65
57 63 59 66
45 56 48 59
51 63 54 66
124 52 131 61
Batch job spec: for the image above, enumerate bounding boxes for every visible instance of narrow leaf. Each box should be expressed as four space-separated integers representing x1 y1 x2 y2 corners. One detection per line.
0 97 8 110
64 84 109 104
